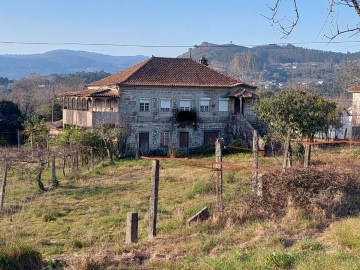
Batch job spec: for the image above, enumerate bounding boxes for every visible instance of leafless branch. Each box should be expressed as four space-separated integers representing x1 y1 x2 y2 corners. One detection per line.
267 0 360 39
265 0 300 38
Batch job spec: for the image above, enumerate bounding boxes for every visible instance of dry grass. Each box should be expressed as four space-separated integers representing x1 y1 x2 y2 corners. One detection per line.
1 147 360 269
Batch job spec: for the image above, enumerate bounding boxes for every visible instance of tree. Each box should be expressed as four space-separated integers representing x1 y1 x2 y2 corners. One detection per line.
10 74 49 118
0 100 23 145
22 115 49 149
268 0 360 39
255 89 338 168
94 113 131 164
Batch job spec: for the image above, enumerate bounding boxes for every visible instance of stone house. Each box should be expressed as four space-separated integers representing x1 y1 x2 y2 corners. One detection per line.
61 56 259 155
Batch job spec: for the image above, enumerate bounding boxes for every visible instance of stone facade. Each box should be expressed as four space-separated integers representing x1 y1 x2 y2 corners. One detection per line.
120 86 254 155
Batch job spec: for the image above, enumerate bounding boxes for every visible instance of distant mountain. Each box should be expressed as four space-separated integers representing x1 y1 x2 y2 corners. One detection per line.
180 42 360 97
0 50 149 79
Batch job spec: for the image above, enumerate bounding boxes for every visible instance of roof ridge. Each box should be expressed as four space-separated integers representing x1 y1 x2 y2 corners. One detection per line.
120 57 153 84
87 58 151 87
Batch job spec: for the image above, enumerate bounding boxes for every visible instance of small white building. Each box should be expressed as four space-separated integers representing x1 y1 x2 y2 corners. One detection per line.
328 107 352 140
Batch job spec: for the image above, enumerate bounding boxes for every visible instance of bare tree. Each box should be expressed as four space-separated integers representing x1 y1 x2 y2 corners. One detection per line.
10 74 50 118
267 0 360 39
336 60 360 89
94 113 131 163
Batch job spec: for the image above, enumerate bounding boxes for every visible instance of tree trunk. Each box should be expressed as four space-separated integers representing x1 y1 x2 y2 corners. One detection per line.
0 163 9 210
62 155 66 177
304 136 313 168
36 161 47 191
105 141 114 164
90 148 94 169
51 154 59 187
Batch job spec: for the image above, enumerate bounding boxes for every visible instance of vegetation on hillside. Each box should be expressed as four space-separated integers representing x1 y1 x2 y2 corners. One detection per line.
182 42 359 98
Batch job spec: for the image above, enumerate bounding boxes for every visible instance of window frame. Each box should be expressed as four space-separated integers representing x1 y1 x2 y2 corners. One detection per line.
180 99 191 111
139 98 150 112
160 131 171 147
219 98 229 112
200 98 210 112
160 98 171 112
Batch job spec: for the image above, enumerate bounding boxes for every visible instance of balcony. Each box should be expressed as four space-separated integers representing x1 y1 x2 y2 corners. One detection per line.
173 109 198 128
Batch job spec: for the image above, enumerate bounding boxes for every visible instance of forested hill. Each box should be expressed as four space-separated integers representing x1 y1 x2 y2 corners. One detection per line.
0 50 148 79
2 44 360 97
179 42 360 97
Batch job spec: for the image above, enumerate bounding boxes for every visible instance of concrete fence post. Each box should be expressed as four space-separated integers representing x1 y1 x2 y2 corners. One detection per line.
126 212 138 243
0 162 8 210
215 139 223 213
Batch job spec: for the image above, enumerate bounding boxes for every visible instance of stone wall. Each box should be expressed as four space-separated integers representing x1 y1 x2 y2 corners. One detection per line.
119 86 244 154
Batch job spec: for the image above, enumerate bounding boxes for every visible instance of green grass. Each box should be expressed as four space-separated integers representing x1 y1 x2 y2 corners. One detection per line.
1 149 360 268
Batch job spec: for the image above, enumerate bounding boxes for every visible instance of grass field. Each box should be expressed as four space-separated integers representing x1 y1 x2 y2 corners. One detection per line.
1 147 360 269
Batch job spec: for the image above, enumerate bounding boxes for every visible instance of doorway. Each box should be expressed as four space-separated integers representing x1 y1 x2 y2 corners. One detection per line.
138 132 149 156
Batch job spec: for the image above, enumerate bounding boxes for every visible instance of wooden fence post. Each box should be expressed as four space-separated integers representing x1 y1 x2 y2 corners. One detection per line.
304 142 310 168
135 134 139 160
215 139 223 213
17 130 20 148
149 159 159 239
126 212 138 243
0 162 8 210
304 138 313 168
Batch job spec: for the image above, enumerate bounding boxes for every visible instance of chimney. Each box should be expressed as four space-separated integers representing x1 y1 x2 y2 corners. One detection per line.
199 56 208 66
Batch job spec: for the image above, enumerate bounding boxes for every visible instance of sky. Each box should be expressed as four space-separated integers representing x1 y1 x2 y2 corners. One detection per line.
1 0 360 57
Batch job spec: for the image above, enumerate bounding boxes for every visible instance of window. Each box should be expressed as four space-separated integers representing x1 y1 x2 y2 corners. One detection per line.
219 98 229 112
180 99 191 111
200 98 210 112
160 99 171 112
140 98 150 111
160 132 170 146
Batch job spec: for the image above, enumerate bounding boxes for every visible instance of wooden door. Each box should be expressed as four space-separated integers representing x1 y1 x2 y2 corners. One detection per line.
204 131 219 145
138 132 149 156
234 98 241 115
179 132 189 148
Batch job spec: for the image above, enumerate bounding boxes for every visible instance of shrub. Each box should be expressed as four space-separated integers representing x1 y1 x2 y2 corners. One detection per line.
292 142 305 161
167 146 183 158
240 167 360 224
0 245 43 270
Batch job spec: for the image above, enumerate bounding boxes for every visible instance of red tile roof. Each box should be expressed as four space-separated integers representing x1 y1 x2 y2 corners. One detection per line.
348 86 360 92
88 57 254 88
60 88 119 98
231 89 255 98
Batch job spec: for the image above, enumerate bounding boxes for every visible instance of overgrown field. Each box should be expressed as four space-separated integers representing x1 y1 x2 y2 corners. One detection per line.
1 146 360 269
